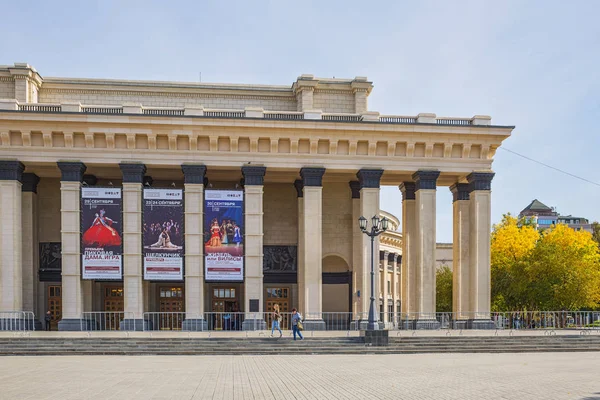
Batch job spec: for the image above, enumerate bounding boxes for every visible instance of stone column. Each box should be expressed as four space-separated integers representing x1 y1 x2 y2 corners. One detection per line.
467 172 495 328
57 161 86 331
294 180 305 312
389 252 398 326
380 251 388 324
399 182 417 325
413 170 440 329
241 166 267 330
450 183 471 325
119 163 146 330
349 181 363 320
357 168 383 329
182 164 208 331
21 173 40 328
298 167 326 330
0 161 24 320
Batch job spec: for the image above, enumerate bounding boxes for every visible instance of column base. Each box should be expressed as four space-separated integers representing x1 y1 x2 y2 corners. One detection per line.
302 319 326 331
468 319 496 330
242 319 267 331
182 319 208 331
361 329 389 346
119 319 151 331
350 320 385 331
453 320 469 329
58 318 95 331
415 319 441 330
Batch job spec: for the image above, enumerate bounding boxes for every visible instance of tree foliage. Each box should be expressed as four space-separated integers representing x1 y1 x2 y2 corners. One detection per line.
491 214 600 311
436 265 453 312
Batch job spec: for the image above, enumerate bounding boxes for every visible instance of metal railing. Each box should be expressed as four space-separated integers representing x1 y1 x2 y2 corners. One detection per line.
436 118 472 126
142 108 185 116
379 115 417 124
0 311 36 331
204 110 245 118
264 112 304 120
82 312 135 331
18 104 61 112
322 114 362 122
144 312 186 331
82 106 123 114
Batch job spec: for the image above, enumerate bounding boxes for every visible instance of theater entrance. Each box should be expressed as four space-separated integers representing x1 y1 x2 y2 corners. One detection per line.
210 285 240 330
265 287 290 329
103 285 124 330
157 286 184 330
47 285 62 331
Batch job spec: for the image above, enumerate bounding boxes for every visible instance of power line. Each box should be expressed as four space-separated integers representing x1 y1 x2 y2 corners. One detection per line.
499 147 600 188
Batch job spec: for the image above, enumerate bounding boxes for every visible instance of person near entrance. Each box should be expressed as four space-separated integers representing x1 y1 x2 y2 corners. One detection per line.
271 304 283 338
45 310 52 331
291 308 304 341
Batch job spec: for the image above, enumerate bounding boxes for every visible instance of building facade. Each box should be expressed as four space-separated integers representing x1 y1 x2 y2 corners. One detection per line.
520 199 593 233
0 62 513 330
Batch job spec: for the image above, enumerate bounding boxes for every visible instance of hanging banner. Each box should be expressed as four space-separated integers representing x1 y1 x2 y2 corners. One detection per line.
204 190 244 281
143 188 184 280
81 188 123 280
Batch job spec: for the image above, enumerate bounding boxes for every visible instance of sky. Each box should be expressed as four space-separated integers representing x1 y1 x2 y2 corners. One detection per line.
1 0 599 242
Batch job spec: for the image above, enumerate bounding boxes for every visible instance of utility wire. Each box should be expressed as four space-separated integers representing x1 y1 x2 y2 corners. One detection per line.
499 147 600 188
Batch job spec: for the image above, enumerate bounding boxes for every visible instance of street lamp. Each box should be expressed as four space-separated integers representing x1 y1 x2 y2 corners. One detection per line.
358 215 389 330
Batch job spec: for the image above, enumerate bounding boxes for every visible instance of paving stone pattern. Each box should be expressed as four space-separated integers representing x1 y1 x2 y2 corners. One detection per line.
0 353 599 399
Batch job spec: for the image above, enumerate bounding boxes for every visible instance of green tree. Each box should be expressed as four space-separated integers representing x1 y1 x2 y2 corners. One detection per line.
436 265 453 312
592 221 600 246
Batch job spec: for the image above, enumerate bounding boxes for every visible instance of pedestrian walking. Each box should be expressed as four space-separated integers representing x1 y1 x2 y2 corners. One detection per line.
291 308 303 341
45 310 52 331
271 304 283 338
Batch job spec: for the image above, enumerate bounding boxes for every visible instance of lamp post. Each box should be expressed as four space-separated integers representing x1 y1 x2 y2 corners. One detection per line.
358 215 389 330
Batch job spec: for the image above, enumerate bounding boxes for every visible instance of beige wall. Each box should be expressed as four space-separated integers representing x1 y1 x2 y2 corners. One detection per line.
0 79 15 99
322 183 353 267
263 183 298 245
322 284 349 313
436 243 453 270
313 91 355 114
37 178 61 243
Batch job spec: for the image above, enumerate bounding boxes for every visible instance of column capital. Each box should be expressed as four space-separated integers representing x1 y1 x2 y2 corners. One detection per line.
356 168 383 189
181 164 207 185
0 160 25 182
242 165 267 186
300 167 325 187
399 182 416 201
294 179 303 197
119 163 146 183
450 183 470 202
21 173 40 193
412 170 440 191
349 180 360 199
57 161 86 182
467 172 495 192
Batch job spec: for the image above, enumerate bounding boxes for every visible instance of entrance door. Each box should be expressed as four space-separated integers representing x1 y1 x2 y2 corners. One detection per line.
47 285 62 331
103 286 124 330
158 286 184 330
211 287 239 330
265 287 290 330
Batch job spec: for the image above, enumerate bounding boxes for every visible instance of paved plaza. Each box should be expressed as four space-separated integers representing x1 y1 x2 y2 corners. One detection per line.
0 352 598 400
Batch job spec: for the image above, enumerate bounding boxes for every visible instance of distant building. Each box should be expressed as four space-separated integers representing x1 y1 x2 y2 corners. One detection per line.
519 199 593 233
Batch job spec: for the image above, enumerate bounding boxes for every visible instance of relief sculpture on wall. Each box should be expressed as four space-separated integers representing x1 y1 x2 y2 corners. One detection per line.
263 246 297 273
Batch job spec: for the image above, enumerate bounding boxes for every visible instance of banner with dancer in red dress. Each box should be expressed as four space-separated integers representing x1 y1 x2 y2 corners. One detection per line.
204 190 244 281
81 188 123 280
142 188 184 281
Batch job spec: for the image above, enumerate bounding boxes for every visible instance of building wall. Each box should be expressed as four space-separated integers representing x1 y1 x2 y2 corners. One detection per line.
313 91 355 113
37 178 61 243
0 79 15 99
322 182 353 267
322 284 349 313
263 183 298 245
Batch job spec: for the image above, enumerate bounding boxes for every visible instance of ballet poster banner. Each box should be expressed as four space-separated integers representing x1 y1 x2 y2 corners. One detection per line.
142 189 184 281
81 188 123 280
204 190 244 282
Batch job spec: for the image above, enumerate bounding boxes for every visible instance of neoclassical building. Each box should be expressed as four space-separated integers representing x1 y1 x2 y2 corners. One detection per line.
0 62 513 330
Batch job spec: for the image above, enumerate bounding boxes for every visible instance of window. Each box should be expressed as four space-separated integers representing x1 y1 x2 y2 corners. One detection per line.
387 281 391 294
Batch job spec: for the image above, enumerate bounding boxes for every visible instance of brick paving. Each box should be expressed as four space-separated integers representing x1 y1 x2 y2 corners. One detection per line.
0 353 598 399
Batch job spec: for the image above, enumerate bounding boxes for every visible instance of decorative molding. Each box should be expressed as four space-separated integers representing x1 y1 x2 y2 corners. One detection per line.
450 183 470 202
300 167 325 187
387 252 398 263
399 182 416 201
0 160 25 181
349 180 360 199
21 173 40 192
412 170 440 191
119 163 146 183
314 89 353 95
357 168 383 189
380 250 389 261
181 164 207 185
0 76 14 82
241 165 266 186
57 161 86 182
467 172 495 192
293 179 303 198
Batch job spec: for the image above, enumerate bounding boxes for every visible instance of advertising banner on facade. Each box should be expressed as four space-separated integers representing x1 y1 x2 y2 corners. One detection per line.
204 190 244 281
143 188 184 280
81 188 123 280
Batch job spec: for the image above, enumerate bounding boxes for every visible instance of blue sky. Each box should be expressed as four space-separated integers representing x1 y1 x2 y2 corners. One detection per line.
1 0 599 242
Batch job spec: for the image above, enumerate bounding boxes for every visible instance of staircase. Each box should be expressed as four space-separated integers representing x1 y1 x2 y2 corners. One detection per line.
1 335 600 356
